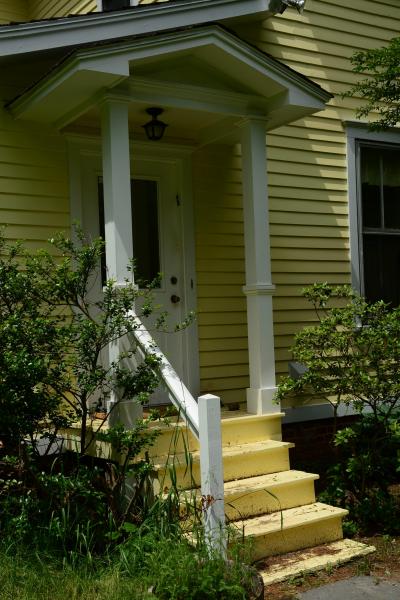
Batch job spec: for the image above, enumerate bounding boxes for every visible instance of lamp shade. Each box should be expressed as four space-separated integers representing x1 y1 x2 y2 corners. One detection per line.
143 107 168 141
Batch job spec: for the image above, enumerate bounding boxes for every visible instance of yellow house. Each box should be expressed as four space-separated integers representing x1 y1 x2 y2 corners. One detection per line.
0 0 392 577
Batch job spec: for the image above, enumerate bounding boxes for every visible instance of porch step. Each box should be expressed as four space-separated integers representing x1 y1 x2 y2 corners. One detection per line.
147 410 284 457
154 439 293 491
259 538 376 586
179 470 318 520
223 470 318 519
219 411 284 445
234 502 348 561
150 410 350 563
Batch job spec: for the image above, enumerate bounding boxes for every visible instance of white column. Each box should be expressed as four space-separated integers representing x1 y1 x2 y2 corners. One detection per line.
198 394 226 556
240 119 279 415
101 98 133 285
101 98 142 424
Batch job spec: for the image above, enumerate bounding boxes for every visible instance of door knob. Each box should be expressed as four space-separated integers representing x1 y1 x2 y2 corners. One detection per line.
170 294 181 304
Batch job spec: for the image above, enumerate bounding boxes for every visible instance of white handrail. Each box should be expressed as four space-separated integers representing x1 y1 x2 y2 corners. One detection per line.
129 311 199 438
129 312 226 552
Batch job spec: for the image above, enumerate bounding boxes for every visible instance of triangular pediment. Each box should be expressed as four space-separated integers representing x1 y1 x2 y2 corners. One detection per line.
133 55 252 95
8 24 331 134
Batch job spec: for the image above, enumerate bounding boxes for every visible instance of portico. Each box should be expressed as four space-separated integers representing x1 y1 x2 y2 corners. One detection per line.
7 23 330 414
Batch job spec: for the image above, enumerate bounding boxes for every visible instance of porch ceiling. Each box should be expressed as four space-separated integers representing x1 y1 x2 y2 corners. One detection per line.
7 24 331 141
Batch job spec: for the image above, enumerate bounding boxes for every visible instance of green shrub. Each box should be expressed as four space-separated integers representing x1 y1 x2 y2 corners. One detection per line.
320 413 400 534
277 283 400 533
0 230 167 554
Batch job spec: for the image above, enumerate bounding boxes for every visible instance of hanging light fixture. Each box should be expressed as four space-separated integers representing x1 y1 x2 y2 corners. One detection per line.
142 107 168 141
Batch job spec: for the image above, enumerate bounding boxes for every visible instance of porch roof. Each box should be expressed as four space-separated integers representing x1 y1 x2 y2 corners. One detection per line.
6 22 331 142
0 0 294 58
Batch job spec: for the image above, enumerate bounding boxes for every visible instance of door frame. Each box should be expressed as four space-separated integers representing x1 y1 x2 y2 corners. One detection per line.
66 134 200 397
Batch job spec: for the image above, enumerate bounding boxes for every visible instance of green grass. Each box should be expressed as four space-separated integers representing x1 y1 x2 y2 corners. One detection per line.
0 529 253 600
0 550 150 600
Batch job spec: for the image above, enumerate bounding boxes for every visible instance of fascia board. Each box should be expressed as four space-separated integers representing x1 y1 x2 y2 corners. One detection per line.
0 0 276 58
10 25 330 120
74 25 331 104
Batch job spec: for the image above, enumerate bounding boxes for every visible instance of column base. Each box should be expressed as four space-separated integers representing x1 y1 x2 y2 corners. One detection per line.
107 399 143 428
246 386 280 415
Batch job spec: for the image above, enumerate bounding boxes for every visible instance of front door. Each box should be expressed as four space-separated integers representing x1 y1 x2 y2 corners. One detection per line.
78 151 197 404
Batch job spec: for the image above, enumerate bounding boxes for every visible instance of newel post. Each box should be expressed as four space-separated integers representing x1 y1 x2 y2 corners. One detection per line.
198 394 226 555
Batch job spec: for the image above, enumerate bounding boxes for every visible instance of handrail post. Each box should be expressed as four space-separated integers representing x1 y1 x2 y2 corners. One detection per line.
198 394 226 557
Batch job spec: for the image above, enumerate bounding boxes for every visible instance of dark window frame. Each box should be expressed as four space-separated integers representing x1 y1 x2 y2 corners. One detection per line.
357 140 400 306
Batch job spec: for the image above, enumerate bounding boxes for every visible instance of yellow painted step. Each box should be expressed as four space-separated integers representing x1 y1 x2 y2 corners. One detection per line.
180 470 318 520
224 470 318 519
260 539 376 586
219 411 284 445
154 440 294 491
235 502 348 561
147 411 284 458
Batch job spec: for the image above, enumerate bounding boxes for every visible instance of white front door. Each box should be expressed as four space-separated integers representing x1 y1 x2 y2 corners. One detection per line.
129 158 186 402
77 149 199 404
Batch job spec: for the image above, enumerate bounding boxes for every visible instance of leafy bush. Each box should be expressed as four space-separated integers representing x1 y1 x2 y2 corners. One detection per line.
277 283 400 533
0 230 167 553
320 414 400 535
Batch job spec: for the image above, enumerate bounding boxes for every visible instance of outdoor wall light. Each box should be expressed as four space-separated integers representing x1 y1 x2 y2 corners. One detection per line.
143 108 168 141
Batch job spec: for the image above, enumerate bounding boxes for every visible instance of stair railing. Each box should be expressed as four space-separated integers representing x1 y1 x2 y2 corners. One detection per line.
129 311 226 554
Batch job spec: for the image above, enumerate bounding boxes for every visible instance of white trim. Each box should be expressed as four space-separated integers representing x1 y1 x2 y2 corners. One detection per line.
243 283 275 294
0 0 283 58
346 122 400 294
101 98 133 284
66 135 200 398
9 25 330 126
241 118 278 415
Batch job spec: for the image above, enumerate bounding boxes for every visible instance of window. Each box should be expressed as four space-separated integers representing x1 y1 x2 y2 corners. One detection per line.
101 0 131 11
98 178 161 287
358 143 400 306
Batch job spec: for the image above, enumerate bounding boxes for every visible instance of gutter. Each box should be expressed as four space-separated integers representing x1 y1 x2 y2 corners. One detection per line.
0 0 304 58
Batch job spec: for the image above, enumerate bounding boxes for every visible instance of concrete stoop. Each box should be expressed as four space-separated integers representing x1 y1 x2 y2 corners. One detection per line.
152 410 366 566
259 539 376 586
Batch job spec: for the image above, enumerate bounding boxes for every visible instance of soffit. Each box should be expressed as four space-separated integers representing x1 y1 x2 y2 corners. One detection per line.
7 24 330 134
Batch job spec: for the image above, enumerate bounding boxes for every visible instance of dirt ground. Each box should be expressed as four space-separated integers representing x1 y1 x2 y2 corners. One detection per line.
263 536 400 600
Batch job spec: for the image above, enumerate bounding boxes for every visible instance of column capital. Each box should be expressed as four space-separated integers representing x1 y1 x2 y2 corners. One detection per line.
99 91 131 108
237 116 269 130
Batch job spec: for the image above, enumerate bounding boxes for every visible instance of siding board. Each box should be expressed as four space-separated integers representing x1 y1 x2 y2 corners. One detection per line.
0 108 69 247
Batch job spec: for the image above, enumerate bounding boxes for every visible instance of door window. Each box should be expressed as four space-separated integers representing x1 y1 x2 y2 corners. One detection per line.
98 178 161 287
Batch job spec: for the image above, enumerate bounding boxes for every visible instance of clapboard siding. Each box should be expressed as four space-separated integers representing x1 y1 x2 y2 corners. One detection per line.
235 0 398 408
193 145 249 404
0 107 69 249
28 0 95 19
193 0 399 408
0 0 398 410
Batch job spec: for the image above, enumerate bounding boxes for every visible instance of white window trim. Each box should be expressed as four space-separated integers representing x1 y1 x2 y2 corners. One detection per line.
346 122 400 295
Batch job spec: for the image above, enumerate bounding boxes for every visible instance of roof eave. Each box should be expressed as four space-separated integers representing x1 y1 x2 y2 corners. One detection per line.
0 0 282 58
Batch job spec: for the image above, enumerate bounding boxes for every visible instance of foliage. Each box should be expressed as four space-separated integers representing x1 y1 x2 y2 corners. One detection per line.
320 414 400 535
0 527 255 600
345 36 400 129
0 229 171 553
276 283 400 427
0 230 162 456
277 283 400 533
